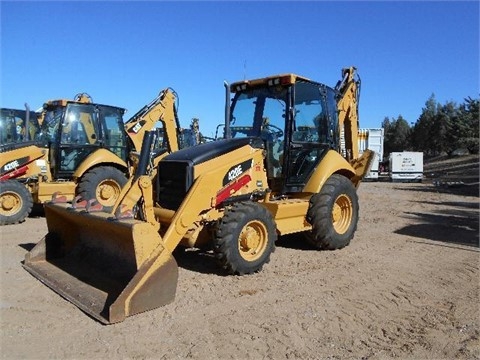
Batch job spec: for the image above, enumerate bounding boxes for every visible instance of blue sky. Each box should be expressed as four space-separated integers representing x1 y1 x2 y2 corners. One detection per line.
1 1 479 138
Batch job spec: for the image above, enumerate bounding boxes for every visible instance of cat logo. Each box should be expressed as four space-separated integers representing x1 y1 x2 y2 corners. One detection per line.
132 123 142 134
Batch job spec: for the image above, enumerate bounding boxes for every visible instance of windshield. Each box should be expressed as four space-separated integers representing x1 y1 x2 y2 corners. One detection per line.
231 86 288 178
0 109 40 145
42 107 64 142
61 103 100 145
0 110 23 144
230 86 287 138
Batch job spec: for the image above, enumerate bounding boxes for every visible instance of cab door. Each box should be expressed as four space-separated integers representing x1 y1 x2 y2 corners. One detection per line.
97 106 127 161
55 104 100 177
283 80 331 193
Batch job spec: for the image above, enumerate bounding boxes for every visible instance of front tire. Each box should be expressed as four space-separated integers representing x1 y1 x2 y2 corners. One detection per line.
305 174 359 250
77 166 128 212
0 180 33 225
214 202 277 275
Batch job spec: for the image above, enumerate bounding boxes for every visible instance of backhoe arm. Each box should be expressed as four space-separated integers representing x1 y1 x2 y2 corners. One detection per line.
125 88 181 153
335 66 361 161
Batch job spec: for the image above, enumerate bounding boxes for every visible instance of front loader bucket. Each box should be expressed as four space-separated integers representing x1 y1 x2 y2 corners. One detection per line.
23 203 178 324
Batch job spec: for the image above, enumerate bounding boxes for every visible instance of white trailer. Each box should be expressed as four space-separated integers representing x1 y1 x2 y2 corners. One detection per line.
358 128 384 180
389 152 424 182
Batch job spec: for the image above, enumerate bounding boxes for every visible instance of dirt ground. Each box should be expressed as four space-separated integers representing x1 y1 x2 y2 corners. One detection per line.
0 181 479 360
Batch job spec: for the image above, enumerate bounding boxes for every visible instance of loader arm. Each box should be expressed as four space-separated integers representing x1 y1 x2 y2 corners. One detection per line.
110 131 161 224
125 89 181 153
23 135 264 323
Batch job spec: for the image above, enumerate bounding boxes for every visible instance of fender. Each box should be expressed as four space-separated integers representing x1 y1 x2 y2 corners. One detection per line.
73 148 128 178
303 150 356 194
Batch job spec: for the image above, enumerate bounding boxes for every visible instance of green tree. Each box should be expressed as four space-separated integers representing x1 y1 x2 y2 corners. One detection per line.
411 94 438 155
431 101 454 154
410 94 479 155
392 115 411 151
383 115 411 155
459 97 479 153
381 116 391 134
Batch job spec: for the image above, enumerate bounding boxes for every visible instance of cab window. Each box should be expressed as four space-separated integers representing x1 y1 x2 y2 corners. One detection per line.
292 81 327 144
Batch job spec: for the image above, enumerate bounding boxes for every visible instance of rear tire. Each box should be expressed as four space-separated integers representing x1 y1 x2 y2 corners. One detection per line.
0 180 33 225
77 166 128 212
214 202 276 275
305 174 359 250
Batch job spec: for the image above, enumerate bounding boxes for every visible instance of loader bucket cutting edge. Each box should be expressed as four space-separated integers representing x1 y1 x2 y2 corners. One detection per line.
23 203 179 324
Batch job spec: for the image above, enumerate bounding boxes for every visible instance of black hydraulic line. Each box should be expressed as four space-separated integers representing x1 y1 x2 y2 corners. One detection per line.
135 130 155 179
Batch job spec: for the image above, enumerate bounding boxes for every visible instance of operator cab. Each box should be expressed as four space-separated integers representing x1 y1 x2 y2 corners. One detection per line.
229 74 339 193
41 100 126 179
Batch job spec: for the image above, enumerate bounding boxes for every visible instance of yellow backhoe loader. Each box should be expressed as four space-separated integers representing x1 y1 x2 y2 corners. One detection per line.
23 67 374 324
0 89 188 225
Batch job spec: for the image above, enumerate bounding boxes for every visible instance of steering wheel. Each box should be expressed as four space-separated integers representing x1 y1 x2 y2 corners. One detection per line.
263 124 284 138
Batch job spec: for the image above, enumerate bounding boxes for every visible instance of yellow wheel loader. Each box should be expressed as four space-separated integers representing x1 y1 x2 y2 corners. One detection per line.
23 67 374 324
0 89 188 225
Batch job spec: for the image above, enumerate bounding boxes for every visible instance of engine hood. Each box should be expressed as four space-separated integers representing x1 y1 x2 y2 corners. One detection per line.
162 137 264 166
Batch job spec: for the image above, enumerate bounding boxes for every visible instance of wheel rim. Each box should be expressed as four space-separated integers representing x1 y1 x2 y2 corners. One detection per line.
0 191 22 216
95 179 121 207
238 220 268 262
332 194 353 234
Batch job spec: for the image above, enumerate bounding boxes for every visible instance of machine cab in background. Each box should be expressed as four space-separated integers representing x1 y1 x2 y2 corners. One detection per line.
229 74 339 193
0 108 41 147
41 98 127 179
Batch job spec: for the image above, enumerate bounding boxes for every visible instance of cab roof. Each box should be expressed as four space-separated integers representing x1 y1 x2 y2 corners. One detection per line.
43 98 125 112
230 73 313 92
